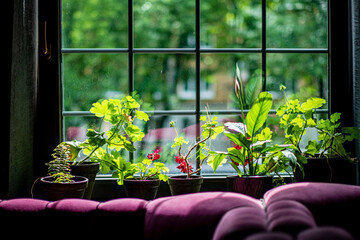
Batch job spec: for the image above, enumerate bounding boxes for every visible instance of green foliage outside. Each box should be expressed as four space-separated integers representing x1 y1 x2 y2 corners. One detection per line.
62 0 328 112
61 0 328 173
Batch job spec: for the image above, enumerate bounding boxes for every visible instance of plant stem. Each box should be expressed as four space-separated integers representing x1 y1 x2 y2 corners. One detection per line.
184 129 212 178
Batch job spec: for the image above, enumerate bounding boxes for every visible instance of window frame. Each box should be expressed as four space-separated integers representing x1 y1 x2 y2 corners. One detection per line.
33 0 358 197
60 0 330 173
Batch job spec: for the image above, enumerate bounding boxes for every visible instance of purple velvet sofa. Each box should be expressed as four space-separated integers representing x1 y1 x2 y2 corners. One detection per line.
0 182 358 240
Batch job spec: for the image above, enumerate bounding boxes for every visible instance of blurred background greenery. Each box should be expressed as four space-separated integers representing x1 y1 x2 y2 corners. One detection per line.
62 0 328 173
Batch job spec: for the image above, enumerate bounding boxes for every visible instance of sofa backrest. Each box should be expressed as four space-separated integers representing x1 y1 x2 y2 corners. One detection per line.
264 182 360 239
0 192 264 240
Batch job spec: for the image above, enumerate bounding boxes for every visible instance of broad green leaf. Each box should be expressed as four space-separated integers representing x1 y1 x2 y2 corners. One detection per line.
171 136 189 148
90 99 109 117
306 118 317 127
224 132 251 149
276 105 287 116
256 127 272 141
290 115 305 128
199 116 207 121
142 159 153 166
246 92 273 137
63 141 82 161
281 150 297 165
244 71 262 107
305 140 321 156
342 127 360 141
224 122 247 135
158 174 169 182
207 153 227 172
125 124 145 142
135 110 149 121
301 97 326 112
330 112 341 123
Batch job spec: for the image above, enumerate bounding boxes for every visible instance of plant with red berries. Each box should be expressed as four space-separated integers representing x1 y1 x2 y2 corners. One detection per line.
170 114 224 178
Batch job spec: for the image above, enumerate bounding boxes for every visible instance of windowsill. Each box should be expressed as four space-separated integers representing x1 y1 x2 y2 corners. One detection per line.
92 173 293 201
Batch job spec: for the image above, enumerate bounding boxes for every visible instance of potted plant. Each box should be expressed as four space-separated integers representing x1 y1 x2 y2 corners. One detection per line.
62 95 150 198
121 148 169 200
39 143 88 201
277 85 360 183
208 92 298 198
167 113 224 195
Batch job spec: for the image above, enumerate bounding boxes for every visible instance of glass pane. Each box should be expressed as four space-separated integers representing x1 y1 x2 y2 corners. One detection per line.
134 0 195 48
267 0 328 48
200 53 262 111
201 0 262 48
199 114 240 175
64 116 100 141
62 0 128 48
134 54 196 111
63 53 129 111
134 115 197 174
266 53 328 108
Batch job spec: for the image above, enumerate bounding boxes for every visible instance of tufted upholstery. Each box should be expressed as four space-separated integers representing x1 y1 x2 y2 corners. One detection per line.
0 183 359 240
264 182 360 240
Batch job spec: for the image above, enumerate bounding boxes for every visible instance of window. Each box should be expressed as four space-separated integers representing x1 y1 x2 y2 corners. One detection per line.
61 0 329 175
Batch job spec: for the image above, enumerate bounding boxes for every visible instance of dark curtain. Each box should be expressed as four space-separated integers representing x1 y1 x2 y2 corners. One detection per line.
352 0 360 184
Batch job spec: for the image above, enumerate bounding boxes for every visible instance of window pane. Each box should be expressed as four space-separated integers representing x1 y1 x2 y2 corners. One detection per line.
266 53 328 108
64 116 100 141
200 53 262 111
134 54 196 111
267 0 328 48
134 0 195 48
63 53 129 111
62 0 128 48
134 115 197 174
201 0 262 48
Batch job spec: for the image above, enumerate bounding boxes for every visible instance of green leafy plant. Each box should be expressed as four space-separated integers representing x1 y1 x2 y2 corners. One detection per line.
209 92 297 178
62 95 149 184
170 113 224 178
234 64 262 120
277 85 360 161
47 143 74 183
126 149 169 182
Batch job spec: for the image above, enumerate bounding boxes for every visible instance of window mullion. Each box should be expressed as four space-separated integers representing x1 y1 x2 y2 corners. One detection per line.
195 0 201 173
262 0 267 92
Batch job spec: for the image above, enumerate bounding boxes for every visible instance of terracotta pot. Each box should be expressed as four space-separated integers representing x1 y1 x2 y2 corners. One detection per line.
168 175 203 195
226 175 273 199
295 157 356 184
40 176 88 201
123 178 161 200
70 162 100 199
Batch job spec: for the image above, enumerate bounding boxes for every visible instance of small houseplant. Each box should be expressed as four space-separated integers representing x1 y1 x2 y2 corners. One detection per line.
63 95 149 198
277 85 360 183
208 91 298 198
39 143 88 201
121 148 169 200
168 113 224 195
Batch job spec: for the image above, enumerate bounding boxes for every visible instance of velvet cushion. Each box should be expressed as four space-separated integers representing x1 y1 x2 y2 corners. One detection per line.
212 207 267 240
144 192 263 240
244 232 294 240
263 182 360 239
0 198 50 238
266 200 316 236
0 198 49 212
47 198 99 212
297 227 354 240
97 198 148 239
46 199 100 238
266 200 313 217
